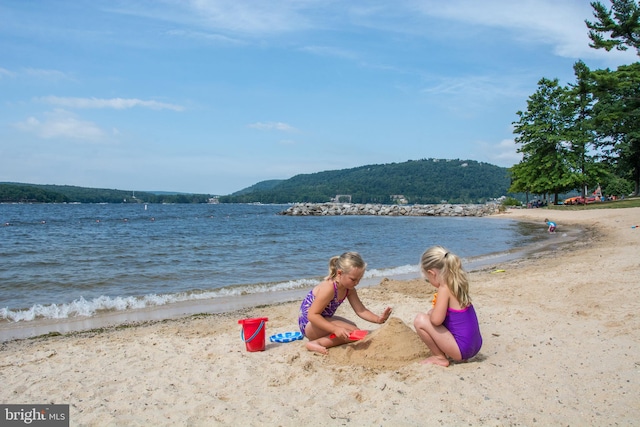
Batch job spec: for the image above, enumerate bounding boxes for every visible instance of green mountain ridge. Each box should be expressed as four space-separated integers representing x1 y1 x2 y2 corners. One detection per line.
223 158 512 204
0 183 211 204
0 158 514 204
231 179 285 196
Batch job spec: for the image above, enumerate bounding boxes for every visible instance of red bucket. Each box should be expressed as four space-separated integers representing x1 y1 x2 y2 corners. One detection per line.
238 317 268 352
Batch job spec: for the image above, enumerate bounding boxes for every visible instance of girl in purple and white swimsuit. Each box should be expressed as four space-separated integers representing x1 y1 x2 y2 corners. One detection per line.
297 252 392 355
414 246 483 367
298 281 347 335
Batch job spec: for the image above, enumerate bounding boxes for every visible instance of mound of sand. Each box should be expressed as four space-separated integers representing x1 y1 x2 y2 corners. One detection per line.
327 317 430 370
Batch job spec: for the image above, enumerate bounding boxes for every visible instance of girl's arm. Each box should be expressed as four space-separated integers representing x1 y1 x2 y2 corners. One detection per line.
347 290 392 324
429 284 450 326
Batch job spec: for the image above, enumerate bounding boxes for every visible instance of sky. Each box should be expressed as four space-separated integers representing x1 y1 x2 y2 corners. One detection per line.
0 0 637 195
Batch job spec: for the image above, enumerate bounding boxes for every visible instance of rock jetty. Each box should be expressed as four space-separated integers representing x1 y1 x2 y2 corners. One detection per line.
279 203 501 217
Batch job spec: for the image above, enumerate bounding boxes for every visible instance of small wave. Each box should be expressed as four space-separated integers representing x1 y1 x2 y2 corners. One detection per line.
366 264 418 278
0 277 321 322
0 266 418 323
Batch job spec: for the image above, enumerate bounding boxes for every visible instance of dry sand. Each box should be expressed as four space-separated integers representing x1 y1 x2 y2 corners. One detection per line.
1 207 639 426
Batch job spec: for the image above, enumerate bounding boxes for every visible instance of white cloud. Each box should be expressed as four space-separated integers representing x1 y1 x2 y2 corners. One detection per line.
0 67 16 78
13 109 106 141
422 74 531 100
299 45 358 60
185 0 315 34
411 0 636 64
24 68 70 80
107 0 639 64
476 138 521 167
165 29 246 45
36 96 184 111
109 1 637 67
0 67 69 80
248 121 297 132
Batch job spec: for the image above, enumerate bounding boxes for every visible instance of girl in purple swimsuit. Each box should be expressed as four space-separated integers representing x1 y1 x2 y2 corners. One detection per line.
298 252 392 354
414 246 482 367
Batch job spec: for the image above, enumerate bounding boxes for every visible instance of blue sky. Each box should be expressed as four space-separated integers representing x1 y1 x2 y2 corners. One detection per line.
0 0 636 195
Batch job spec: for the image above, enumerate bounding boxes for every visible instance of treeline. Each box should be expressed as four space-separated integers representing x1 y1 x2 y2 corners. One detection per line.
2 158 512 205
220 159 512 204
0 183 211 204
510 1 640 203
0 184 70 203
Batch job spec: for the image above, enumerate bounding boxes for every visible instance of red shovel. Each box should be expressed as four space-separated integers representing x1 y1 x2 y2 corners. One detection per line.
330 330 368 340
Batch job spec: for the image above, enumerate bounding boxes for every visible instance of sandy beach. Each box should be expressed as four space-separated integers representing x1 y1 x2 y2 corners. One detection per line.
1 207 639 426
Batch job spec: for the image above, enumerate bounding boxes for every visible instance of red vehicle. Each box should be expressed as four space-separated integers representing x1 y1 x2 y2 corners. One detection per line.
564 196 598 205
564 196 585 205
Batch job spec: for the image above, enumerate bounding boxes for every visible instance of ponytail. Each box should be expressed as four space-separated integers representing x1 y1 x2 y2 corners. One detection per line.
327 252 366 280
420 246 471 307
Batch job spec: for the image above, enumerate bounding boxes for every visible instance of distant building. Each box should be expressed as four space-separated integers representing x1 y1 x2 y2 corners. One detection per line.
332 194 352 203
390 195 408 204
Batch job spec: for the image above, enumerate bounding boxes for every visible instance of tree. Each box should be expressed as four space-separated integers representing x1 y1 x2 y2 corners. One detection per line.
511 78 578 204
507 161 535 203
602 171 635 195
586 0 640 55
564 61 608 197
590 63 640 195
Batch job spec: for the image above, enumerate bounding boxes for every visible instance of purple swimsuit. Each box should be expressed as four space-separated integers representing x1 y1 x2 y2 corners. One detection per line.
443 304 483 360
298 282 348 336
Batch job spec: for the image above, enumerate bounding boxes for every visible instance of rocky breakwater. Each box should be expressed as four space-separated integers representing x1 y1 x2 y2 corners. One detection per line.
279 203 501 217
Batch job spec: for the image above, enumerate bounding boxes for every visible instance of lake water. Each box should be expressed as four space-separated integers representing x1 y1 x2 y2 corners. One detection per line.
0 203 550 339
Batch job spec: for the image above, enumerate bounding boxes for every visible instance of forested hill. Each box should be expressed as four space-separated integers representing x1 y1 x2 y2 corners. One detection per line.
0 183 211 204
221 158 511 204
1 159 512 204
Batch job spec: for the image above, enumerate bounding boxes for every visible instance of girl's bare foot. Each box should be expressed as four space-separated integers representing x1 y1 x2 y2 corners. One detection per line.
420 355 450 367
305 341 328 355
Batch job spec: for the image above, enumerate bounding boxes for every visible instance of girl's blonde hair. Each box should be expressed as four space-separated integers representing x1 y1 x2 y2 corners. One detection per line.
420 246 471 307
327 252 367 280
